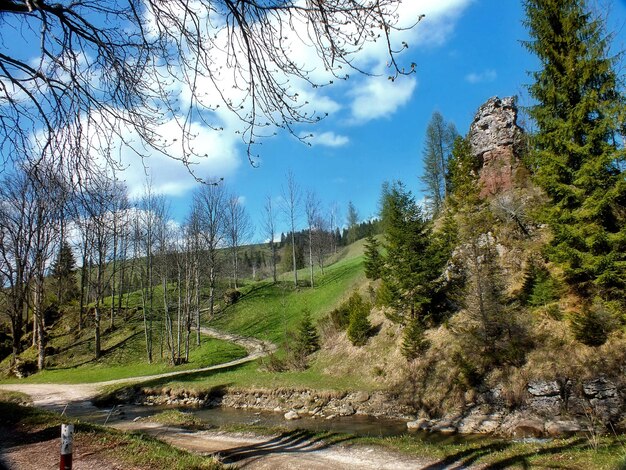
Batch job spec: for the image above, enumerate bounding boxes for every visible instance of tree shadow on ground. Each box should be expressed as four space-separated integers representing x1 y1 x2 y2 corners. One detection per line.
47 331 142 371
423 437 589 469
216 429 355 467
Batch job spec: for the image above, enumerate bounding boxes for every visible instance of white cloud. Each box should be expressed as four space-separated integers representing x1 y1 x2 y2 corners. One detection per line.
345 0 471 123
302 131 350 148
116 120 241 199
465 69 497 84
349 74 417 123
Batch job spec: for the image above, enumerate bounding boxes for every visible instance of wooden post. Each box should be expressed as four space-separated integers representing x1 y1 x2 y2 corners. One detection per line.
60 424 73 470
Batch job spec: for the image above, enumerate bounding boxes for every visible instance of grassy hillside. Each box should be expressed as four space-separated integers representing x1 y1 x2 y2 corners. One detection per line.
1 240 373 390
210 240 367 343
0 308 247 384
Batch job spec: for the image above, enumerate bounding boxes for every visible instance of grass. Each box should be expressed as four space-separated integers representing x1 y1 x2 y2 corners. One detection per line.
0 395 222 469
367 433 626 469
145 410 204 428
210 245 367 344
0 308 247 384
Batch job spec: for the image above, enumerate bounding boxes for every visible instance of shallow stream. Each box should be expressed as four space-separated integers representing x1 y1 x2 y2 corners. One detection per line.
79 404 479 444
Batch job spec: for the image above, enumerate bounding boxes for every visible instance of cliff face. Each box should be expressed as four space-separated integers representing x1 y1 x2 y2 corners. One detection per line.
469 97 525 197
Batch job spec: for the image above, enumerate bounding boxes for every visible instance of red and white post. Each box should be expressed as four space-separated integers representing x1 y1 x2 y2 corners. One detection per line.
59 424 74 470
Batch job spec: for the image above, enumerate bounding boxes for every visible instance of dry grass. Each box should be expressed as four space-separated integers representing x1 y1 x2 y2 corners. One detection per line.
317 309 407 387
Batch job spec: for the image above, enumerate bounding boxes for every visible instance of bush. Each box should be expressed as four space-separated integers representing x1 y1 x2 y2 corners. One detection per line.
570 300 619 347
223 288 242 305
346 292 372 346
9 359 37 379
401 317 429 360
328 304 350 330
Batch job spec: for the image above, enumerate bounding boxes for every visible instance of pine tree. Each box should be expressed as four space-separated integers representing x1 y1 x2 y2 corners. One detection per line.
420 112 458 214
346 292 371 346
51 239 78 305
363 234 383 280
401 317 428 360
379 181 442 322
524 0 626 302
295 309 320 355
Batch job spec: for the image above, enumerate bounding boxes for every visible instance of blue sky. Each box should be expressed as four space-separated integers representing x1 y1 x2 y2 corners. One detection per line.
4 0 626 241
161 0 626 240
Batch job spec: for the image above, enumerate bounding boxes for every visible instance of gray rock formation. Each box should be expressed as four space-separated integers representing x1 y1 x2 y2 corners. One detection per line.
469 96 524 197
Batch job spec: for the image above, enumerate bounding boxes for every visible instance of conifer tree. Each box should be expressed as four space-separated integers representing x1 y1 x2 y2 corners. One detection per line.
524 0 626 302
363 234 383 280
295 309 320 355
51 239 78 305
420 112 458 214
401 317 428 360
379 181 445 323
346 292 371 346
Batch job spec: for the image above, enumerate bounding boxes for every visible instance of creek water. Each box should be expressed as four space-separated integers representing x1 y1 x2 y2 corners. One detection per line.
83 404 479 444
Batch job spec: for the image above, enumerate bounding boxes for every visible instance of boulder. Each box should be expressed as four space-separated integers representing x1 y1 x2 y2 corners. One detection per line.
353 391 370 403
338 404 356 416
457 415 502 434
407 418 430 431
528 396 562 415
527 381 560 397
431 421 457 435
545 420 582 437
510 418 545 438
583 378 617 399
284 411 300 421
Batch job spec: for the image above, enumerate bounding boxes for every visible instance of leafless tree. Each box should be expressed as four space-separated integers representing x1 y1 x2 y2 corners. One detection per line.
182 209 202 360
1 1 419 180
305 190 320 287
77 177 127 360
135 181 167 363
109 183 131 329
282 170 301 287
0 168 57 366
225 194 253 289
328 202 340 255
193 181 226 342
313 213 331 275
262 194 278 282
0 164 64 369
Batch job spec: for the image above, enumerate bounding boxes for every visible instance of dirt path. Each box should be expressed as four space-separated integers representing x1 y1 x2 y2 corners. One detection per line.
113 422 441 470
0 327 274 413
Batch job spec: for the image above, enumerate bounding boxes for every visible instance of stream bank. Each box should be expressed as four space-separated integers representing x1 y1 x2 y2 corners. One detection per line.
103 374 625 438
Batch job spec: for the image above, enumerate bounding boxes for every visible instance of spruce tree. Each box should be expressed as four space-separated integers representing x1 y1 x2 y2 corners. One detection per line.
295 309 320 355
51 239 78 305
401 317 428 360
420 112 458 214
346 292 371 346
363 234 383 280
379 181 446 323
524 0 626 302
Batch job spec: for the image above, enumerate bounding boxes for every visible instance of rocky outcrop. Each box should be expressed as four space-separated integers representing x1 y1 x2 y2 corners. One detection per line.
469 96 525 197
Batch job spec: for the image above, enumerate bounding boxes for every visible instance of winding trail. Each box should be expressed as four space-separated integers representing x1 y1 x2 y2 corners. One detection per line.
0 329 446 469
0 327 274 413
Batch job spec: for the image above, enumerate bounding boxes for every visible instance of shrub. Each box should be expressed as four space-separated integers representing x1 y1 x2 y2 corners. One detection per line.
328 304 350 330
223 288 242 305
401 317 429 360
346 292 372 346
570 300 619 347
